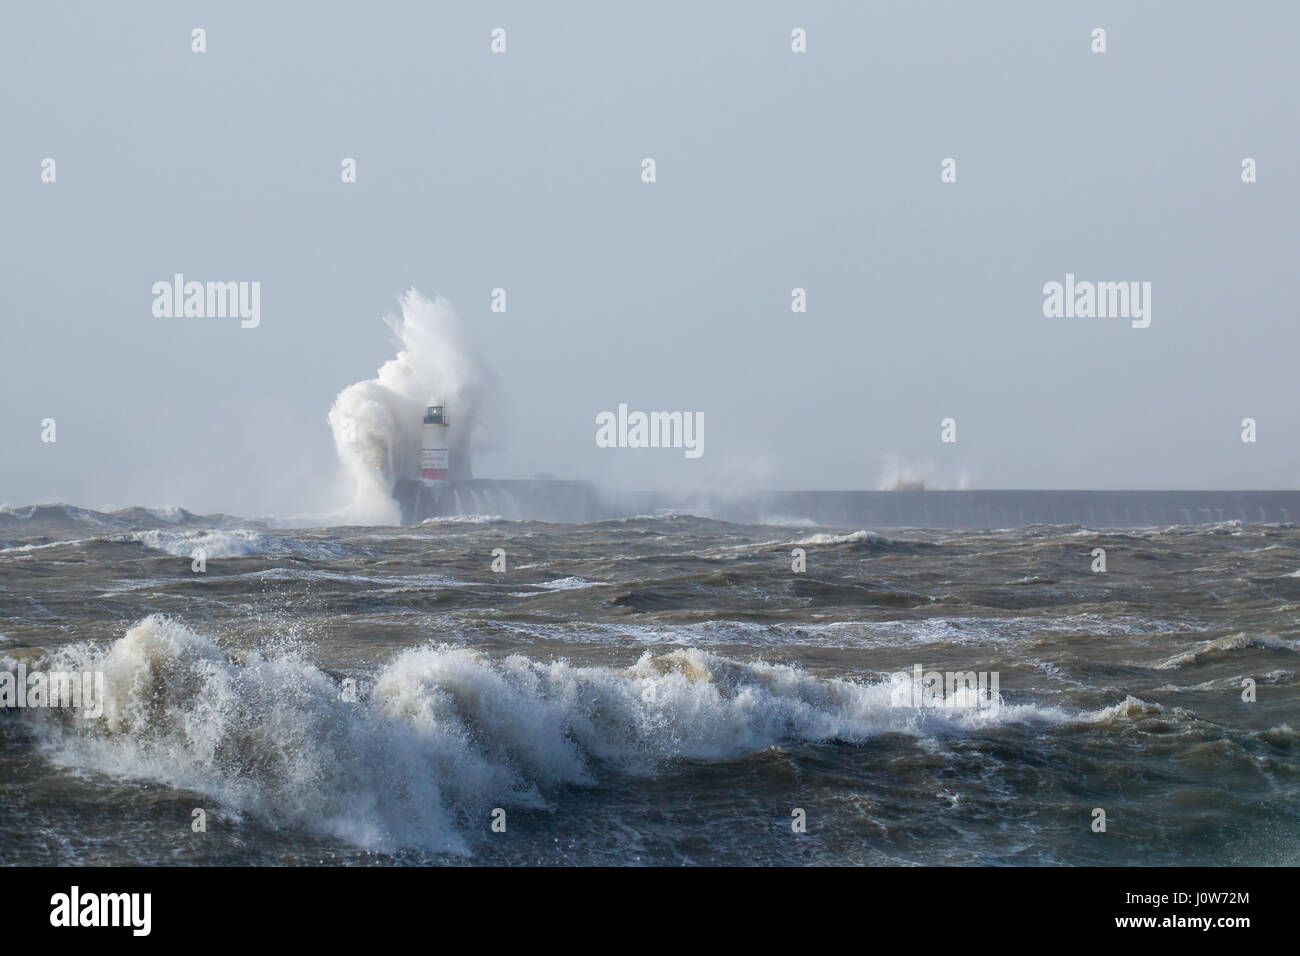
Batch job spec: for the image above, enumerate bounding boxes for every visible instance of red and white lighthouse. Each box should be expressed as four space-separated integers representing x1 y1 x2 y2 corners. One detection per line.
420 401 450 481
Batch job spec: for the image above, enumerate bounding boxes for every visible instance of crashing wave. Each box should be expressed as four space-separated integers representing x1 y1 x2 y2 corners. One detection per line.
11 615 1062 855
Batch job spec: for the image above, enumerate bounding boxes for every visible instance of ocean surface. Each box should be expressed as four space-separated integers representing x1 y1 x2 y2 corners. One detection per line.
1 504 1297 866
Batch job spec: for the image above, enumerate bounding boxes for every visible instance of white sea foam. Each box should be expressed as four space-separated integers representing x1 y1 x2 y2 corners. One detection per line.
1080 696 1166 722
536 576 602 590
236 567 467 589
135 529 267 558
1154 632 1292 670
0 539 93 554
793 530 888 546
129 529 354 560
418 514 504 525
18 616 1066 855
507 576 605 597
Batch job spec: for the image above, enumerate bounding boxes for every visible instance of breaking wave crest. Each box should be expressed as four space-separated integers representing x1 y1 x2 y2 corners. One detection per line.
129 529 352 560
12 615 1061 855
132 529 271 558
1154 632 1293 670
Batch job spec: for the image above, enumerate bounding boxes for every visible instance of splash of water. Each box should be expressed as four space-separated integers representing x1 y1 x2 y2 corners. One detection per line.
326 290 490 525
877 454 974 492
12 615 1062 854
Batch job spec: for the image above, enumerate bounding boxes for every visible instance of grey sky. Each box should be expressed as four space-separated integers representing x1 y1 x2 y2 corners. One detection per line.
2 1 1297 516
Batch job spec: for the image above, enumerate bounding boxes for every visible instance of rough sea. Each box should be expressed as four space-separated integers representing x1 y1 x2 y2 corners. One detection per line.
1 504 1296 866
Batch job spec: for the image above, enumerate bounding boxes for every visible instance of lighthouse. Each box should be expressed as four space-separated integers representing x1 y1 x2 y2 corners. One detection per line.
420 401 450 481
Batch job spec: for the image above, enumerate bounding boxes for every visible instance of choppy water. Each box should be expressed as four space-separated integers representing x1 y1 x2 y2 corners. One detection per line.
1 504 1297 865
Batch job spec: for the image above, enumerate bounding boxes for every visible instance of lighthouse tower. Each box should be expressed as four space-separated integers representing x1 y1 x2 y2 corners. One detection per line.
420 401 450 481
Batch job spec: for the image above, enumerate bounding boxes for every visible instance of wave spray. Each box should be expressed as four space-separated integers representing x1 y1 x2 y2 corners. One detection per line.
326 290 490 525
